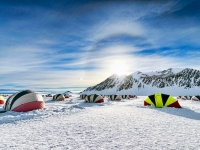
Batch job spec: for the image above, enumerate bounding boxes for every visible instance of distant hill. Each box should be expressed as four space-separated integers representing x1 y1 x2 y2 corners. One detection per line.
82 68 200 96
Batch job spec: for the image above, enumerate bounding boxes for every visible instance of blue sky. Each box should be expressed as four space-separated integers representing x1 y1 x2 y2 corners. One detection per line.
0 0 200 92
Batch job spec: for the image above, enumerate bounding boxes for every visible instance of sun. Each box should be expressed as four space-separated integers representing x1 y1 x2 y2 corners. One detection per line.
113 63 126 75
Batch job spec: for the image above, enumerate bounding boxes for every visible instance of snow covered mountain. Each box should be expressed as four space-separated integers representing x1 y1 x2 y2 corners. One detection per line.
82 68 200 96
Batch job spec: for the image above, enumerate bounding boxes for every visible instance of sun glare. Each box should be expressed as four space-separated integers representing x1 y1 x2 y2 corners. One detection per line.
113 64 126 75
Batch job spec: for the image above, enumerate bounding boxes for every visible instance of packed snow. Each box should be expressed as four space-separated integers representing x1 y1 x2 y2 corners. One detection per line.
0 93 200 150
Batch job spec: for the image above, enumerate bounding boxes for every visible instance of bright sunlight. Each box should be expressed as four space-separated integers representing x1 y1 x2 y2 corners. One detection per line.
113 63 126 75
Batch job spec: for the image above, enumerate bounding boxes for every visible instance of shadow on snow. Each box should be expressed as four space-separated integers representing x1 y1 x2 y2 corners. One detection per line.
138 105 200 120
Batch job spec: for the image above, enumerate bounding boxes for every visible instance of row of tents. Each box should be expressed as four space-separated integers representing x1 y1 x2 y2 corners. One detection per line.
1 90 199 113
177 95 200 101
0 91 72 113
80 93 182 108
0 91 74 113
80 94 137 100
1 94 9 97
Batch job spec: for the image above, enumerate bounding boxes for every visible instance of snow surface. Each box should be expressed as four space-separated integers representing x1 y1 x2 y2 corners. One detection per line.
0 93 200 150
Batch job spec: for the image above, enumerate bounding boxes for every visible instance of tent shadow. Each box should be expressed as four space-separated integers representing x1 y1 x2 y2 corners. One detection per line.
147 106 200 120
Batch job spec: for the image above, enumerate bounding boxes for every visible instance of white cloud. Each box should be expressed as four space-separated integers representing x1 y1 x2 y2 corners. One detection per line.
88 20 144 42
0 44 84 74
1 41 199 90
1 1 200 91
0 46 48 73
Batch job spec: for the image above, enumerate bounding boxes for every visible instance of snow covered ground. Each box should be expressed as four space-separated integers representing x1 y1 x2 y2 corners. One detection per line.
0 93 200 150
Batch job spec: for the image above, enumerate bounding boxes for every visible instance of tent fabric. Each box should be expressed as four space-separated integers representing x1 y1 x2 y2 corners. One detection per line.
129 95 137 98
85 94 104 103
0 95 4 104
121 95 130 99
52 94 65 101
13 101 45 112
46 94 52 97
101 95 105 98
80 94 87 99
191 95 200 101
3 90 45 112
108 95 122 101
4 94 16 111
181 96 192 100
64 93 70 98
144 93 181 108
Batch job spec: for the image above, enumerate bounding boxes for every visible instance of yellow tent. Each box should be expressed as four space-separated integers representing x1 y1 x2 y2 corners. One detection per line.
144 93 181 108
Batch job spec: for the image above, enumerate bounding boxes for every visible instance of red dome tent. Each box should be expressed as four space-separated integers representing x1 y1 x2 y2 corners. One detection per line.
108 95 122 101
121 95 130 99
129 95 137 98
85 94 104 103
64 93 70 98
52 94 65 101
181 96 192 100
80 94 87 99
191 95 200 101
46 94 53 97
3 90 45 112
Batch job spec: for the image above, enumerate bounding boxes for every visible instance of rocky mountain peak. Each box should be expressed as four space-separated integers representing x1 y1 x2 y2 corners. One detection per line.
82 68 200 95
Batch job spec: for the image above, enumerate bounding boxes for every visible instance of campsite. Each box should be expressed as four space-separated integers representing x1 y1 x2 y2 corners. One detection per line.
1 0 200 149
0 92 200 149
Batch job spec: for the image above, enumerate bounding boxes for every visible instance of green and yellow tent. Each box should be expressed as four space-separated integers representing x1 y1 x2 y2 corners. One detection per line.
144 93 181 108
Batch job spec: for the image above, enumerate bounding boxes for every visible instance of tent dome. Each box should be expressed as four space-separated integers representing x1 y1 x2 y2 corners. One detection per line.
3 90 45 112
46 94 52 97
129 95 137 98
85 94 104 103
121 95 130 99
181 96 192 100
144 93 181 108
191 95 200 101
108 95 121 101
64 93 70 98
80 94 87 99
52 94 65 101
0 95 4 104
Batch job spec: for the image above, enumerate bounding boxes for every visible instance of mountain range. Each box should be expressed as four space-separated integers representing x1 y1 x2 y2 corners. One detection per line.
82 68 200 96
